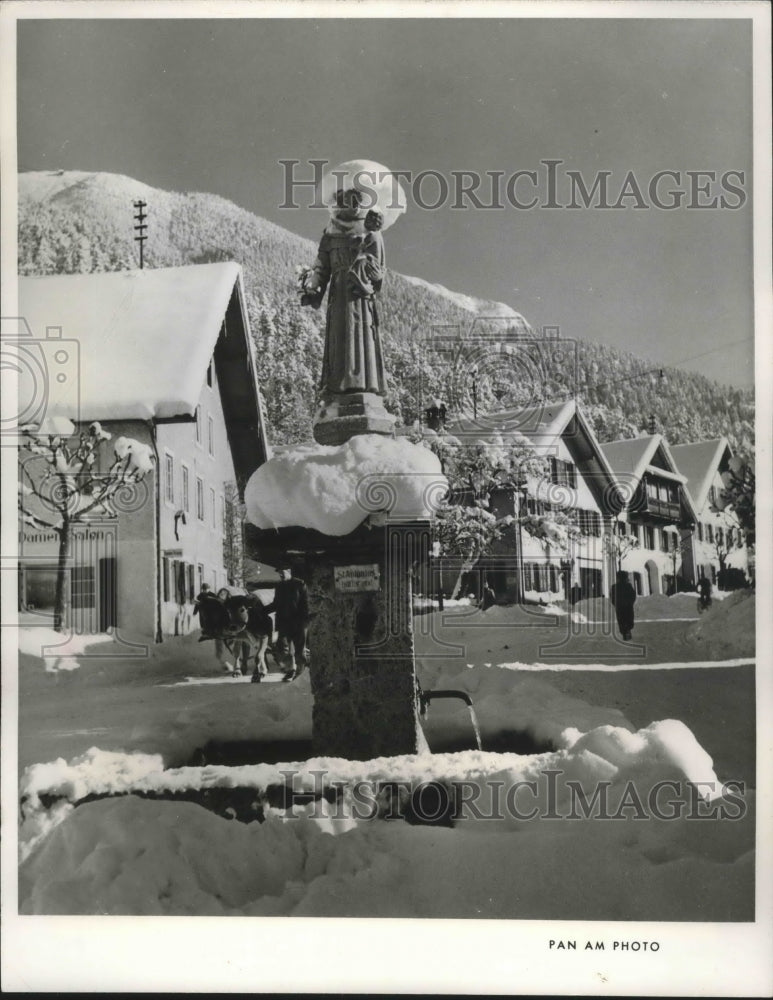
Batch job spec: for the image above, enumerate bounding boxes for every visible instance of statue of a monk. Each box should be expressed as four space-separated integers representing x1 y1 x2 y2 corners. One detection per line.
300 188 387 397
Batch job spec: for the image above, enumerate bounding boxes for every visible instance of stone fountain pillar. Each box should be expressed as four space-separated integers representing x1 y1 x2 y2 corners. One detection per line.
245 519 430 759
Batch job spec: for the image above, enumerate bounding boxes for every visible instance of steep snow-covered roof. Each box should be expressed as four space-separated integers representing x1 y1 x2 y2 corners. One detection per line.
18 263 243 421
447 399 619 509
18 263 269 488
670 439 730 512
601 434 687 483
448 399 574 441
601 434 695 520
599 435 660 482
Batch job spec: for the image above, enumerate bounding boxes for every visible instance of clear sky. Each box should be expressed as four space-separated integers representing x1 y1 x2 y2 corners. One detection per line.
16 15 754 386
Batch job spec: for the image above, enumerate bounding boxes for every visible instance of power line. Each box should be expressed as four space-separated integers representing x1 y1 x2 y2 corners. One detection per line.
580 335 754 396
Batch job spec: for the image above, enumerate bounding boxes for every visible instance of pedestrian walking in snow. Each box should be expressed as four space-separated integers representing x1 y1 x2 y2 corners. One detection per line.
266 566 310 681
192 582 212 618
697 575 713 613
610 570 636 641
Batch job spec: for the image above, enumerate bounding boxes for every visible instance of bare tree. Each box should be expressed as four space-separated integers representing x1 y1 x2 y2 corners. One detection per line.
18 418 155 631
222 481 245 587
606 530 640 571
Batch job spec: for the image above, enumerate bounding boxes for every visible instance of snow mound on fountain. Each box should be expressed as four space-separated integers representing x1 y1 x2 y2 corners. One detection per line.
244 434 447 535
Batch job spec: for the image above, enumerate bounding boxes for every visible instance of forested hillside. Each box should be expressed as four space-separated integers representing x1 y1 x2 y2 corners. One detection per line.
18 171 754 453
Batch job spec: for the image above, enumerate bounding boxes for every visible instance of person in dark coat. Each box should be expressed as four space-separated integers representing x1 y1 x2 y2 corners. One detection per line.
266 567 310 681
610 570 636 641
697 575 713 612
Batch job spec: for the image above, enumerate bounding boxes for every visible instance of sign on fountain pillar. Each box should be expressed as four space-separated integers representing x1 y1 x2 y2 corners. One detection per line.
306 520 430 759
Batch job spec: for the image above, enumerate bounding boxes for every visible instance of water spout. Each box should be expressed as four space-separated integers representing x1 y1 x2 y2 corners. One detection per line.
418 687 484 752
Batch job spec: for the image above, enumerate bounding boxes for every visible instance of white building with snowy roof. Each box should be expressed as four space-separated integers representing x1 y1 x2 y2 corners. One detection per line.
445 399 620 603
669 438 750 588
600 434 697 596
17 263 270 639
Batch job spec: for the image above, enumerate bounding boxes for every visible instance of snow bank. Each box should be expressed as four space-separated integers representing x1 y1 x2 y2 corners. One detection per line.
561 719 720 795
18 627 117 672
686 590 755 659
245 434 447 535
17 641 752 920
574 592 703 623
18 734 752 919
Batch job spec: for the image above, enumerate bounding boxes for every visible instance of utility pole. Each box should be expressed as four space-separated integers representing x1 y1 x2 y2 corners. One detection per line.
133 200 148 269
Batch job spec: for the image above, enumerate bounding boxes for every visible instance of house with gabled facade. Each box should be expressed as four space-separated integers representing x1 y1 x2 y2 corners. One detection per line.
600 434 697 596
17 263 270 640
446 399 620 602
670 438 750 588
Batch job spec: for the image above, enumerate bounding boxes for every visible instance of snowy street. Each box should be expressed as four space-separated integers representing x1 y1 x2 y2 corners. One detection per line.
16 592 756 920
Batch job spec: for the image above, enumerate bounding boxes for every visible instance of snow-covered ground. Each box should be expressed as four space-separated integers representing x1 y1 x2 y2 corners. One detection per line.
10 590 756 925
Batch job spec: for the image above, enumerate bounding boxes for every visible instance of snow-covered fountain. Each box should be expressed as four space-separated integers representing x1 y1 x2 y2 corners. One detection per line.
244 434 447 758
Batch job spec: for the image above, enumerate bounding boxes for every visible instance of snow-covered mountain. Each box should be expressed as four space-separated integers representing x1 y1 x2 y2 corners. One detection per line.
17 170 754 450
400 272 519 318
18 169 529 321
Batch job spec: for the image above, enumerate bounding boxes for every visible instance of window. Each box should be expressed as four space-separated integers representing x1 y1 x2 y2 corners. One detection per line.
210 487 216 528
708 485 718 507
206 359 213 388
549 457 577 488
186 564 195 602
660 530 671 553
196 477 205 521
643 525 655 549
71 566 96 609
195 405 202 445
197 563 204 591
208 416 214 457
647 479 658 499
577 510 601 537
162 557 170 602
716 527 724 547
526 497 546 517
181 465 190 514
697 523 704 542
164 453 174 504
174 560 187 605
706 524 714 543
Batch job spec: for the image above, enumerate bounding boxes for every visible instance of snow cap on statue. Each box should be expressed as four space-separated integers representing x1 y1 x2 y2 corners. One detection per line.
319 160 407 231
